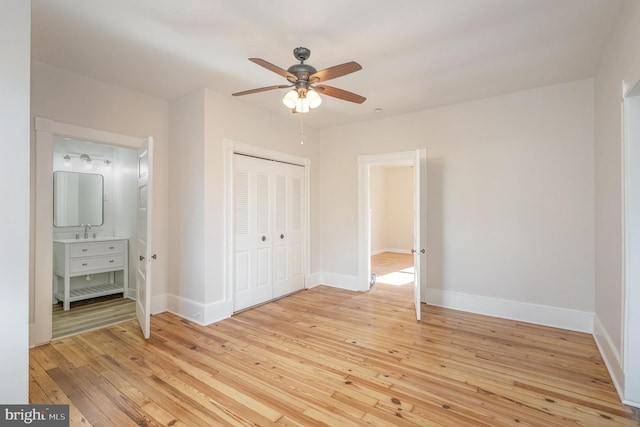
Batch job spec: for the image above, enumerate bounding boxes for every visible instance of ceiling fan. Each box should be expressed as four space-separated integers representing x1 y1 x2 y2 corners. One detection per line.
232 47 366 113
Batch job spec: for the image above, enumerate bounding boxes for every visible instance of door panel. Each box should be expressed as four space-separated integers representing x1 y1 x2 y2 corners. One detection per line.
136 137 153 339
233 155 272 311
413 149 427 321
273 162 305 298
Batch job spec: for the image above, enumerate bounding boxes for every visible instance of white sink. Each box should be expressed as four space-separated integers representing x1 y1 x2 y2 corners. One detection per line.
54 236 128 243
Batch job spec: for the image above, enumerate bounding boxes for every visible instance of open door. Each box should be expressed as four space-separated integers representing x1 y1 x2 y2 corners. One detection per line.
136 137 153 339
412 149 426 321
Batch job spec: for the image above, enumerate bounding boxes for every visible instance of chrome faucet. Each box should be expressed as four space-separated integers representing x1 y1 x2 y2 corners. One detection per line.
83 224 92 239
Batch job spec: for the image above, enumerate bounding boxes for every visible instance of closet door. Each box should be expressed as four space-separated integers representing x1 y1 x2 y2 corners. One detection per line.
273 162 305 298
233 155 273 311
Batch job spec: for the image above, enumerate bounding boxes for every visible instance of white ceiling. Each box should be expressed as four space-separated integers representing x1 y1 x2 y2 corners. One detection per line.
31 0 623 129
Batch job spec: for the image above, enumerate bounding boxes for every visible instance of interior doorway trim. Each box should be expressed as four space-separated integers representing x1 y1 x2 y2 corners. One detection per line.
357 150 424 294
32 117 147 346
222 138 311 312
622 70 640 407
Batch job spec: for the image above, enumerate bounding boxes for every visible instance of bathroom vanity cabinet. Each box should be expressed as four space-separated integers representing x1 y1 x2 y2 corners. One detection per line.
53 237 129 310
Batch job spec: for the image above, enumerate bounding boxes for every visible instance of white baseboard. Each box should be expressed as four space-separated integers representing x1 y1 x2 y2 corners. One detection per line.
307 272 363 292
426 289 594 333
151 294 168 315
165 294 207 325
161 293 232 326
371 248 412 255
29 323 36 348
203 299 233 325
593 315 625 402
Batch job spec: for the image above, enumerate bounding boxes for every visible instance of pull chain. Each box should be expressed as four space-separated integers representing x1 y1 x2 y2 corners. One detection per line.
299 114 304 145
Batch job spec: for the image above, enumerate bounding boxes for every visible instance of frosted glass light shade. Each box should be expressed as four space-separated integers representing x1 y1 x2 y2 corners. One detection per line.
307 90 322 109
283 89 322 113
296 97 310 113
282 90 298 109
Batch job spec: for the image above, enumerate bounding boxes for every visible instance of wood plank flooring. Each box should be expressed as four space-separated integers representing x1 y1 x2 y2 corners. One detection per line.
52 295 136 339
31 255 639 426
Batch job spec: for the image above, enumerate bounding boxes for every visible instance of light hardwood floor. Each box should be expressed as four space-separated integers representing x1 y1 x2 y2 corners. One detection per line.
31 254 639 426
52 294 136 339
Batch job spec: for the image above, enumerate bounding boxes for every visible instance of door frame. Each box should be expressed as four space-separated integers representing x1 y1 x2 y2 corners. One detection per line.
357 150 427 298
32 117 150 346
622 69 640 407
223 139 311 311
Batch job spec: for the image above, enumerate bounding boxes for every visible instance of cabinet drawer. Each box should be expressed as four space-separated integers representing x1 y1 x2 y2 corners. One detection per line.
70 254 125 273
70 241 125 258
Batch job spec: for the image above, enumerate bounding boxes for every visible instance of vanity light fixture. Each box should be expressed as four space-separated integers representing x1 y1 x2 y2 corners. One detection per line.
80 153 93 169
62 153 113 170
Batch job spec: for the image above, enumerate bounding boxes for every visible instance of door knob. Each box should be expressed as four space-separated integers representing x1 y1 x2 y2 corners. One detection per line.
139 255 145 261
152 254 157 260
421 249 425 254
262 236 267 241
411 249 416 254
280 234 285 239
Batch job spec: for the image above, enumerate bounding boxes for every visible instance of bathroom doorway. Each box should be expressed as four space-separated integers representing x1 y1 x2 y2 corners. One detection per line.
50 137 138 338
32 118 154 345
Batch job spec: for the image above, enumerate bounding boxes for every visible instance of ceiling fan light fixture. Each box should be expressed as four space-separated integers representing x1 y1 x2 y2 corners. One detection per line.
282 90 298 109
295 97 310 113
307 90 322 109
283 89 322 113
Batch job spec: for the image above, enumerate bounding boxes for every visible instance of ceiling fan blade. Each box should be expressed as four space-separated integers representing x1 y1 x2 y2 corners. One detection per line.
232 85 291 96
309 61 362 83
249 58 297 81
314 85 366 104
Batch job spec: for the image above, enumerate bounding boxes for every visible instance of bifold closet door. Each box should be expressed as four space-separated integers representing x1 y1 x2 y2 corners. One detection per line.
272 162 305 298
233 155 273 311
233 154 305 312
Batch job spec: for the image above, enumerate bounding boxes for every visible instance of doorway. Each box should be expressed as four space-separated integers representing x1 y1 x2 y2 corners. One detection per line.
32 118 154 345
358 150 427 321
50 137 137 338
369 165 416 291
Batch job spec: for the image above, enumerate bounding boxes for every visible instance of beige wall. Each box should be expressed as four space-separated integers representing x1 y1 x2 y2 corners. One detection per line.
594 0 640 401
385 167 413 252
370 166 413 254
370 165 387 253
318 79 595 321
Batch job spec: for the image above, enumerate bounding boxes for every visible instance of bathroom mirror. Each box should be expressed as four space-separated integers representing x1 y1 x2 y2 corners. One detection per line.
53 171 104 227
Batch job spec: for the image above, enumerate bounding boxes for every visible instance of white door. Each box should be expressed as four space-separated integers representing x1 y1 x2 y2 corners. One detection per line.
273 162 305 298
412 149 426 321
136 137 153 338
234 155 273 311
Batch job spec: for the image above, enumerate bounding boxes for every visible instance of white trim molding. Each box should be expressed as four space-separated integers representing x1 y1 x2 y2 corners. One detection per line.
426 288 594 333
593 315 625 404
307 273 362 292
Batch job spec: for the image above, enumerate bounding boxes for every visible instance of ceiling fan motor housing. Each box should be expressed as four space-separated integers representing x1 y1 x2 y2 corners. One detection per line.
287 63 318 85
293 47 311 62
